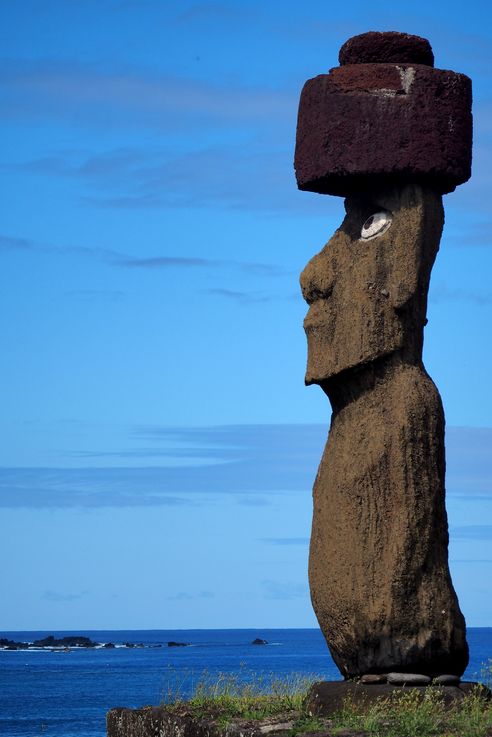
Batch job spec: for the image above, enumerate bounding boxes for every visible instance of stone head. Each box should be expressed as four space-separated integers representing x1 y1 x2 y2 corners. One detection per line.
300 184 443 384
295 31 472 386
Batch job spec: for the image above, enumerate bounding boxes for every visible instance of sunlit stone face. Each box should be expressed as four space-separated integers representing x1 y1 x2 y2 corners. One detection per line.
300 185 444 384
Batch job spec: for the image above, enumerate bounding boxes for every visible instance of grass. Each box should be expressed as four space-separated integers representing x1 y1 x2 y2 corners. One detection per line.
330 684 492 736
161 663 492 737
164 669 318 721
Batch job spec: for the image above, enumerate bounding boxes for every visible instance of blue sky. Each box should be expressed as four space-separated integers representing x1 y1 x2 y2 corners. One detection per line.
1 0 492 631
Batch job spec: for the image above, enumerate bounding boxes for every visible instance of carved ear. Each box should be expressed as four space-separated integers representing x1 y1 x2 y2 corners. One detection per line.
385 186 443 311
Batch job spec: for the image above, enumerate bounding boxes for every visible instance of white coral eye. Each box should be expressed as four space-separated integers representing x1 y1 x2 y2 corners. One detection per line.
361 211 392 240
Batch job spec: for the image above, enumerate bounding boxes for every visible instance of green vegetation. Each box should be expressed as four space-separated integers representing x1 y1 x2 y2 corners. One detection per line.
164 670 318 721
162 663 492 737
330 685 492 736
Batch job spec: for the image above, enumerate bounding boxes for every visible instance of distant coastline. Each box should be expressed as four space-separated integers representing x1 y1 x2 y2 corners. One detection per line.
0 631 272 651
0 634 160 651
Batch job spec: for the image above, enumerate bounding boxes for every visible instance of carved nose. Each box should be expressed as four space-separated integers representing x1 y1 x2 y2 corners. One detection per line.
300 255 333 305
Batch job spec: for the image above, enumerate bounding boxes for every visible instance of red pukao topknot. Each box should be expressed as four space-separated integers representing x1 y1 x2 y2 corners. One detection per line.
294 31 472 196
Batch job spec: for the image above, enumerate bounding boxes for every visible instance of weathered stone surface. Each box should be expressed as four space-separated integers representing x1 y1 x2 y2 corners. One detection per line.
360 674 387 684
294 34 472 196
434 674 461 685
459 681 492 700
339 31 434 66
387 673 431 685
305 681 490 717
301 184 468 678
107 707 299 737
301 185 442 382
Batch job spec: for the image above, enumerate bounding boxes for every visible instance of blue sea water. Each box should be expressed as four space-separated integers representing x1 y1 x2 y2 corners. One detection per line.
1 628 491 737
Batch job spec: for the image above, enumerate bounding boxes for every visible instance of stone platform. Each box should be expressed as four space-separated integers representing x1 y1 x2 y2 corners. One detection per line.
306 680 490 716
106 706 303 737
107 681 491 737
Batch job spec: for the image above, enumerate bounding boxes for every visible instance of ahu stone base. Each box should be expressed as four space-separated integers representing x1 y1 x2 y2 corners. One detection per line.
107 682 491 737
106 706 300 737
306 680 491 716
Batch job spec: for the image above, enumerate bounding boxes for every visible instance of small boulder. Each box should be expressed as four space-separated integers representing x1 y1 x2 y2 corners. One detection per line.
251 638 268 645
434 674 461 685
360 674 387 684
387 673 431 686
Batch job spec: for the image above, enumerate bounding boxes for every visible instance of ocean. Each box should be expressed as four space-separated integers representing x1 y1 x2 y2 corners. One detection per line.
1 628 491 737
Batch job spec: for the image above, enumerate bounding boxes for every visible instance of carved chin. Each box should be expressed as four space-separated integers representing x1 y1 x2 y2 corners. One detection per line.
304 328 400 385
304 329 337 385
303 304 338 383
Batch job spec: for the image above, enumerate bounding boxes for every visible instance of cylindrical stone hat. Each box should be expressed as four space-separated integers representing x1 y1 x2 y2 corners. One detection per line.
294 31 472 196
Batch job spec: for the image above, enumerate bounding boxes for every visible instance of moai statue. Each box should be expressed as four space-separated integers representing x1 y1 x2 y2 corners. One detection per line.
295 32 472 678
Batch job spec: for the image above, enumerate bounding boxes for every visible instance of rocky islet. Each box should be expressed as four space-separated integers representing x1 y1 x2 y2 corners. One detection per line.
0 635 160 650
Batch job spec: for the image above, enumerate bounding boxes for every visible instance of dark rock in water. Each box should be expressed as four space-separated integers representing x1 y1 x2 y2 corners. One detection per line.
33 635 97 648
104 643 116 649
124 642 135 648
0 638 29 649
167 641 189 647
0 638 84 652
251 638 268 645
